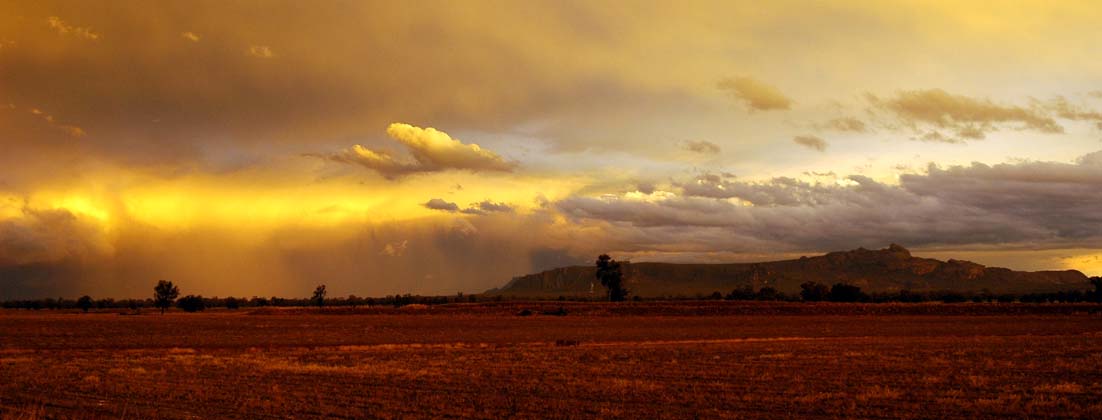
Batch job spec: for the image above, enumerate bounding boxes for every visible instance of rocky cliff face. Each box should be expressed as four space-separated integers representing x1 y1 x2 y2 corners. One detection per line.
487 244 1088 297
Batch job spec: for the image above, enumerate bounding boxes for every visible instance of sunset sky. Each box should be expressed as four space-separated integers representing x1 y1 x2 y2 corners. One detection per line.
2 1 1102 298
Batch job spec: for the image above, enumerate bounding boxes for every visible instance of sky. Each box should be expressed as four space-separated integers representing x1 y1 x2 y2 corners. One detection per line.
2 0 1102 299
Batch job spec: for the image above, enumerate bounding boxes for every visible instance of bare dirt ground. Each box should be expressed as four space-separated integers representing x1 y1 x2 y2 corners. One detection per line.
2 303 1101 419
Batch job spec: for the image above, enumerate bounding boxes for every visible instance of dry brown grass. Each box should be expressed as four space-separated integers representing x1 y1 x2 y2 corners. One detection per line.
1 304 1101 419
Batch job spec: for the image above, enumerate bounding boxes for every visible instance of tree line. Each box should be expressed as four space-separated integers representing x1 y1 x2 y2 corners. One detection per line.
711 280 1102 303
2 262 1100 310
0 280 489 312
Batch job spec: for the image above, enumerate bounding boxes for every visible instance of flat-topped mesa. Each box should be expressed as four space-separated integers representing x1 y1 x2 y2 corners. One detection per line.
488 244 1089 297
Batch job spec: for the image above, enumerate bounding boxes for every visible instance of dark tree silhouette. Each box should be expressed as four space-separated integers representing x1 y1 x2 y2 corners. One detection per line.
756 287 782 301
1090 277 1102 303
225 297 240 310
77 295 93 313
312 285 327 308
800 281 830 302
595 254 628 302
829 283 866 302
153 280 180 314
726 285 755 300
177 295 205 312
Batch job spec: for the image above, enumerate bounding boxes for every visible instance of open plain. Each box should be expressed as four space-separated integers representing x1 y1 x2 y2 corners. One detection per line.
2 302 1101 419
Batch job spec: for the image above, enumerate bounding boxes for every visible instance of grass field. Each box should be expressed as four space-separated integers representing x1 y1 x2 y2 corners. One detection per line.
2 302 1101 419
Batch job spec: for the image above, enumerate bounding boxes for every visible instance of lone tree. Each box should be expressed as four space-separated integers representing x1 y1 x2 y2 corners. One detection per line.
153 280 180 314
312 284 327 308
595 254 628 302
77 295 93 313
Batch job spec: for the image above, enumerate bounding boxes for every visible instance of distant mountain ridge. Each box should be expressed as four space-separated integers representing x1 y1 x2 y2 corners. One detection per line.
487 244 1088 297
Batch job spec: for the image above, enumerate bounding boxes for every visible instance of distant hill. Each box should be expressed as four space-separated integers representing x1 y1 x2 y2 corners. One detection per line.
486 244 1089 297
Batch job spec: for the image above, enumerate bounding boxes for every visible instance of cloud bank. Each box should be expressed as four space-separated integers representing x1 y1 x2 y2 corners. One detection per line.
559 151 1102 253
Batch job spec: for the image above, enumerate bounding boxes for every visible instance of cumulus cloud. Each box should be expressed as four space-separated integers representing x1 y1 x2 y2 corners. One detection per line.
325 123 515 179
424 198 460 212
868 89 1062 142
462 200 514 215
46 17 100 40
680 140 721 154
424 198 514 215
560 151 1102 252
717 77 792 111
792 135 827 151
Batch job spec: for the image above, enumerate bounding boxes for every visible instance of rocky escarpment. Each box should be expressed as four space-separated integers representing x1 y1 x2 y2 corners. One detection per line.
487 244 1088 297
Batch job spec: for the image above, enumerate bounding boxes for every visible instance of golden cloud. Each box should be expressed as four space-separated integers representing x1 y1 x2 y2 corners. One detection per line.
869 89 1062 142
247 45 274 58
327 123 515 179
25 106 86 138
717 77 792 111
680 140 721 154
46 16 100 40
1045 96 1102 129
822 117 867 133
793 135 827 151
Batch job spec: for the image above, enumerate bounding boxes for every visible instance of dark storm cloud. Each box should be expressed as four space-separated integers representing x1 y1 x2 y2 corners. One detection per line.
0 1 713 165
0 206 112 266
560 151 1102 252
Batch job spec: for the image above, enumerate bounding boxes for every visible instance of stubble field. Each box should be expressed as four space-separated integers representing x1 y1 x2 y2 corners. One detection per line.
1 302 1101 419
